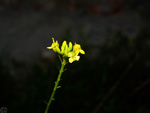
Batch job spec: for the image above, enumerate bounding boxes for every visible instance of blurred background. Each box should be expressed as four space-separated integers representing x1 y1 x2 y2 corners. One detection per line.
0 0 150 113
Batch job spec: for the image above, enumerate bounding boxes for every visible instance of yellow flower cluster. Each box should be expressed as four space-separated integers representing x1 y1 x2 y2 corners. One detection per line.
47 38 85 63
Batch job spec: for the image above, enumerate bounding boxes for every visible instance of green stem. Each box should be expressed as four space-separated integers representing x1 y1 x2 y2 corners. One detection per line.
44 59 66 113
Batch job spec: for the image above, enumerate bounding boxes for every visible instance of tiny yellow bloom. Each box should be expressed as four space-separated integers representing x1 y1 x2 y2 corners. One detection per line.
68 52 79 63
67 43 85 63
73 43 85 54
47 38 60 53
68 53 80 63
47 38 85 63
61 41 67 54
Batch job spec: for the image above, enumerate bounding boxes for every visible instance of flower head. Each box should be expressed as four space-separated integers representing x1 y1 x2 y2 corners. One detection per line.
73 43 85 54
47 38 85 63
68 52 80 63
47 38 60 54
69 55 80 63
67 43 85 63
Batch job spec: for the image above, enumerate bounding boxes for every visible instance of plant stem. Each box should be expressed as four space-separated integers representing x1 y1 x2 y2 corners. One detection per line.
44 60 66 113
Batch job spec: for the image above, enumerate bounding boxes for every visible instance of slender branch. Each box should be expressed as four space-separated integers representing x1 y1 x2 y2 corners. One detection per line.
44 60 65 113
129 79 150 97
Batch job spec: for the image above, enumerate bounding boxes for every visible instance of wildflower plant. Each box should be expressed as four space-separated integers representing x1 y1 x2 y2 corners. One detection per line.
45 38 85 113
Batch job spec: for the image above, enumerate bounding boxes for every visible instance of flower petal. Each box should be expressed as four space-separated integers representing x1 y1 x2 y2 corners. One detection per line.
75 56 80 61
47 46 52 49
80 50 85 54
69 57 74 63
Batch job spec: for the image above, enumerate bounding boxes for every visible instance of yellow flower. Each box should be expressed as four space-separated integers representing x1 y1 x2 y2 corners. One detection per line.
47 38 85 63
67 43 85 63
68 52 80 63
47 38 60 53
73 43 85 54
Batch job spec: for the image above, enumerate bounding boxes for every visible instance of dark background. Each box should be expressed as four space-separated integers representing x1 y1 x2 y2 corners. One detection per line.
0 0 150 113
